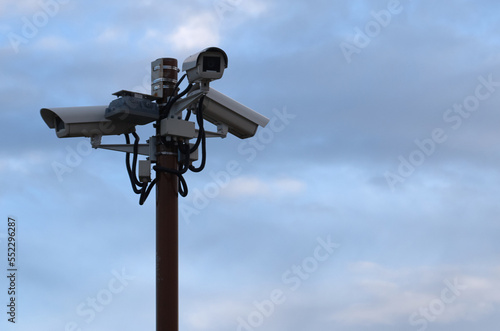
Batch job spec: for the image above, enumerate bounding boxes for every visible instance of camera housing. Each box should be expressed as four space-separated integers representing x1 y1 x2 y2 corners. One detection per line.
105 90 160 125
40 106 137 138
182 47 228 86
189 86 269 139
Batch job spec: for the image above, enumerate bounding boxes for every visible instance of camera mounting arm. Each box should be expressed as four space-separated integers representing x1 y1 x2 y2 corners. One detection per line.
95 139 153 157
168 89 205 118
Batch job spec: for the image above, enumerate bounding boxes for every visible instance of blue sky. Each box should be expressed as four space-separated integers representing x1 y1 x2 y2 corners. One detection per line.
2 0 500 330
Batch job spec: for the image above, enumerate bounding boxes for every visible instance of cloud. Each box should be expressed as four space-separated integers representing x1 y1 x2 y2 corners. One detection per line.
238 0 268 17
329 262 500 327
96 27 125 43
5 0 44 15
167 12 220 52
34 35 72 51
6 1 500 330
220 176 306 198
0 151 49 176
165 0 270 52
184 298 246 330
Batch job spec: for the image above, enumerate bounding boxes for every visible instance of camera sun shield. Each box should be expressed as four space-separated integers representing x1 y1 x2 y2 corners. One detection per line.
105 96 159 125
182 47 228 84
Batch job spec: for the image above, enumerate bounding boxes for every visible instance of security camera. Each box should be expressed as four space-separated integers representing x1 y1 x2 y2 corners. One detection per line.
189 86 269 139
40 105 136 138
182 47 228 88
41 91 161 138
105 90 160 125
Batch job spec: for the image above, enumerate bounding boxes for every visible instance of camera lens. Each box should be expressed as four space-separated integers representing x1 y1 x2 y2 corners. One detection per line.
55 116 65 131
203 56 221 72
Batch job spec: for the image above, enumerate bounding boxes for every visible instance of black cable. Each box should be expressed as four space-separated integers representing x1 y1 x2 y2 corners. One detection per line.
139 178 157 205
125 134 144 194
176 82 193 100
189 96 207 173
125 133 157 204
177 141 191 175
160 82 194 120
187 95 205 154
184 109 192 121
153 164 188 197
153 165 181 175
175 73 187 91
123 77 211 204
179 175 188 197
189 138 206 172
130 132 143 187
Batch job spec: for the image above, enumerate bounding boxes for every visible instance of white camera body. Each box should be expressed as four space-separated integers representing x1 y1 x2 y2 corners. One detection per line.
40 106 136 138
41 48 268 142
189 87 269 139
182 47 228 85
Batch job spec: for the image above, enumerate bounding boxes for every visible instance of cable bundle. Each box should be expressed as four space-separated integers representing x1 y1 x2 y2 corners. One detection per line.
125 76 207 205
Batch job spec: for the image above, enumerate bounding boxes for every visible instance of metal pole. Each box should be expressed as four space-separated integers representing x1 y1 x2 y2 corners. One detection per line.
152 58 179 331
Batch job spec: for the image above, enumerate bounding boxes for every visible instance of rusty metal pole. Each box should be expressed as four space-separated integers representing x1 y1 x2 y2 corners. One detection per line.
151 58 179 331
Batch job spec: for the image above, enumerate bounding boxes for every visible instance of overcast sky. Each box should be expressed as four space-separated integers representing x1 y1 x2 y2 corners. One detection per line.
2 0 500 330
